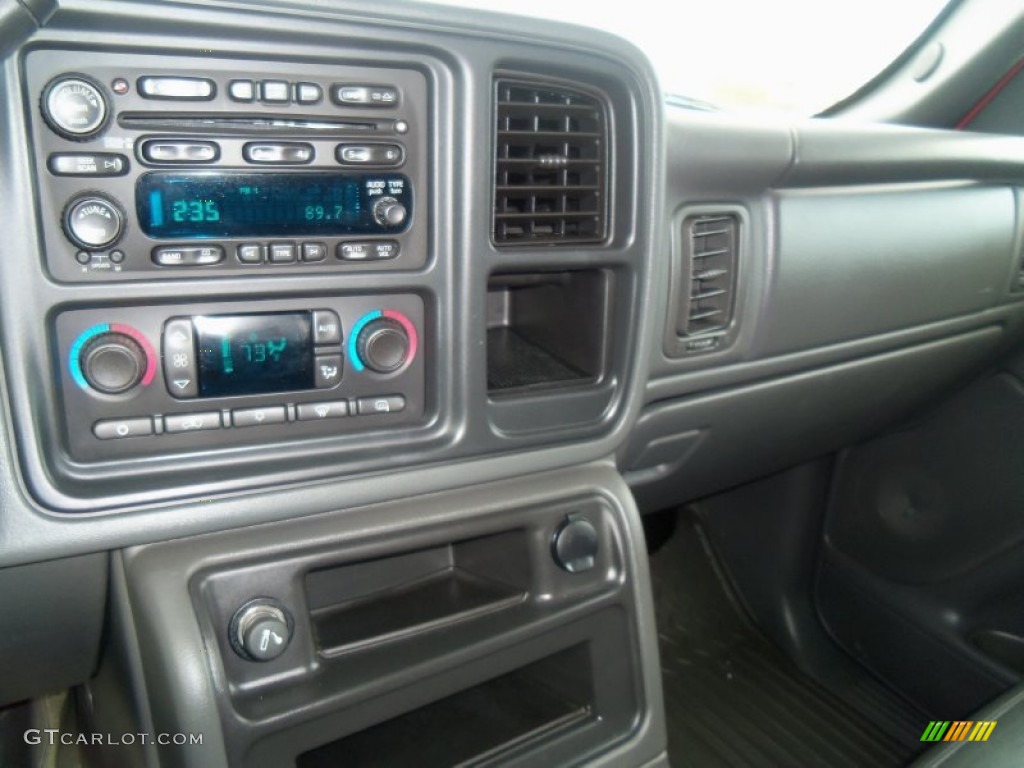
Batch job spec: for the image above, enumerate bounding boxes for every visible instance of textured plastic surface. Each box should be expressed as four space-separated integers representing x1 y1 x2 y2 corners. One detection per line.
762 184 1014 357
0 552 107 706
819 360 1024 717
118 464 665 768
628 327 1006 512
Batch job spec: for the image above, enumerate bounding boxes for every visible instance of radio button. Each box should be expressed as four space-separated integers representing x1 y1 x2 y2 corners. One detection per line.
268 243 297 263
295 82 323 104
332 84 399 107
163 318 198 398
243 142 313 164
141 140 219 164
237 244 265 264
315 354 343 389
153 245 225 266
260 80 290 104
313 310 342 345
297 401 348 420
373 241 400 260
138 77 215 100
228 80 255 102
48 153 128 177
301 242 327 262
164 412 222 433
93 417 153 440
232 406 287 428
336 143 404 166
357 395 406 415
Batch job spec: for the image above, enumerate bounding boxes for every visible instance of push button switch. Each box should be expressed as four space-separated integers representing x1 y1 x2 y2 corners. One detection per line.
164 412 221 433
356 395 406 415
315 354 343 388
297 401 348 420
312 310 342 345
152 245 224 266
137 76 215 100
243 142 313 164
232 406 287 428
93 417 153 440
336 143 404 166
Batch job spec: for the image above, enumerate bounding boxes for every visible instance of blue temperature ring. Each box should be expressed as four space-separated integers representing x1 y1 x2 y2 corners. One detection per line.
348 310 383 372
68 322 157 390
68 323 110 389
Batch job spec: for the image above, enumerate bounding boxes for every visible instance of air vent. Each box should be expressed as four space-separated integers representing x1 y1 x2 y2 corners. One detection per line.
493 79 607 246
678 214 739 339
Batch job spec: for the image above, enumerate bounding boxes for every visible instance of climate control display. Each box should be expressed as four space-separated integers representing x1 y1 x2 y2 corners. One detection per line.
55 296 426 462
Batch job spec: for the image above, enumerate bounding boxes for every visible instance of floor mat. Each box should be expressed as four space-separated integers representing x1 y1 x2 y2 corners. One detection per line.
649 511 920 767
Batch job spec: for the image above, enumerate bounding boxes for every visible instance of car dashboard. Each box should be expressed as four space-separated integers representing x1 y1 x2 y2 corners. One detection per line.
2 1 1024 766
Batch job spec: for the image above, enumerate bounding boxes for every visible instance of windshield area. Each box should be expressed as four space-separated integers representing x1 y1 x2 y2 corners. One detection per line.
423 0 951 114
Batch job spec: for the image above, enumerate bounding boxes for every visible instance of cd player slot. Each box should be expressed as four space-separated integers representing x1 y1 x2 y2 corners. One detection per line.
118 113 382 134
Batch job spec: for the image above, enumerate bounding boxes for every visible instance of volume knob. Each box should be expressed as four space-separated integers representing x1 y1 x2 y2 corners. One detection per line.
79 332 147 394
372 197 407 228
356 317 410 373
41 75 109 140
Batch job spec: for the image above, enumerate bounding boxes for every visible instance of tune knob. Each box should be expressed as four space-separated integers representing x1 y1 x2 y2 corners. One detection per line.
41 75 109 140
372 197 407 228
79 332 147 394
63 196 124 251
356 317 410 373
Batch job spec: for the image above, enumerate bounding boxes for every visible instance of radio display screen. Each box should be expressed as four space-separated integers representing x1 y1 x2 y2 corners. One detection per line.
194 312 313 397
136 172 409 239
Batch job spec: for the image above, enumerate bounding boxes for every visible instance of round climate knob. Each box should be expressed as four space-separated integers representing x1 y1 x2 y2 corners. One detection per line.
230 600 293 662
372 197 407 227
63 196 124 250
79 333 147 394
356 317 410 373
41 75 109 140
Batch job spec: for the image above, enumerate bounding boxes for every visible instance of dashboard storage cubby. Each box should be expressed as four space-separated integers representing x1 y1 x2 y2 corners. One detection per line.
306 530 529 655
486 270 610 394
296 644 593 767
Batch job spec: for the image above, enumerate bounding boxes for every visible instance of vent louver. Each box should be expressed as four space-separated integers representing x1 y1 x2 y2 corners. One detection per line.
493 79 607 246
679 214 739 337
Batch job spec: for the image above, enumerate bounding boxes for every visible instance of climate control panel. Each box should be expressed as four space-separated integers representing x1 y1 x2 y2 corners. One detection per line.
55 295 426 461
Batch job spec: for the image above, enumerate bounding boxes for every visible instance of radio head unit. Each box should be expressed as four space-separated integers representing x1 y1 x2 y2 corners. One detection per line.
24 50 429 281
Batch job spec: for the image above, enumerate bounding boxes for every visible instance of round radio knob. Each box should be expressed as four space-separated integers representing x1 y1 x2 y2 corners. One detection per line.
356 317 410 373
63 196 124 250
372 197 407 228
41 75 109 140
79 333 147 394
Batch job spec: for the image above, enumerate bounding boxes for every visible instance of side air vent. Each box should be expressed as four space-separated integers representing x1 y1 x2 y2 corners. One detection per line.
678 214 739 343
493 79 608 246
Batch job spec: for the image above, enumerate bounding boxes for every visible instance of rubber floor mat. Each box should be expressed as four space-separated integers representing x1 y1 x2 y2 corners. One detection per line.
649 511 919 767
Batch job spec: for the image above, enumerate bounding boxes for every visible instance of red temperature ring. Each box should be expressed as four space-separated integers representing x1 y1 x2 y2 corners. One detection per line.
381 310 418 365
109 323 158 386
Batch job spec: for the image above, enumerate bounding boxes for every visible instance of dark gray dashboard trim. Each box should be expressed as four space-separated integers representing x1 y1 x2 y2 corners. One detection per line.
0 0 663 565
119 462 666 768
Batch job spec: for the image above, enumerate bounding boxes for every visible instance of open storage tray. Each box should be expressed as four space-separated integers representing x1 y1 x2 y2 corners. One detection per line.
296 644 593 767
486 270 610 394
306 529 529 655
